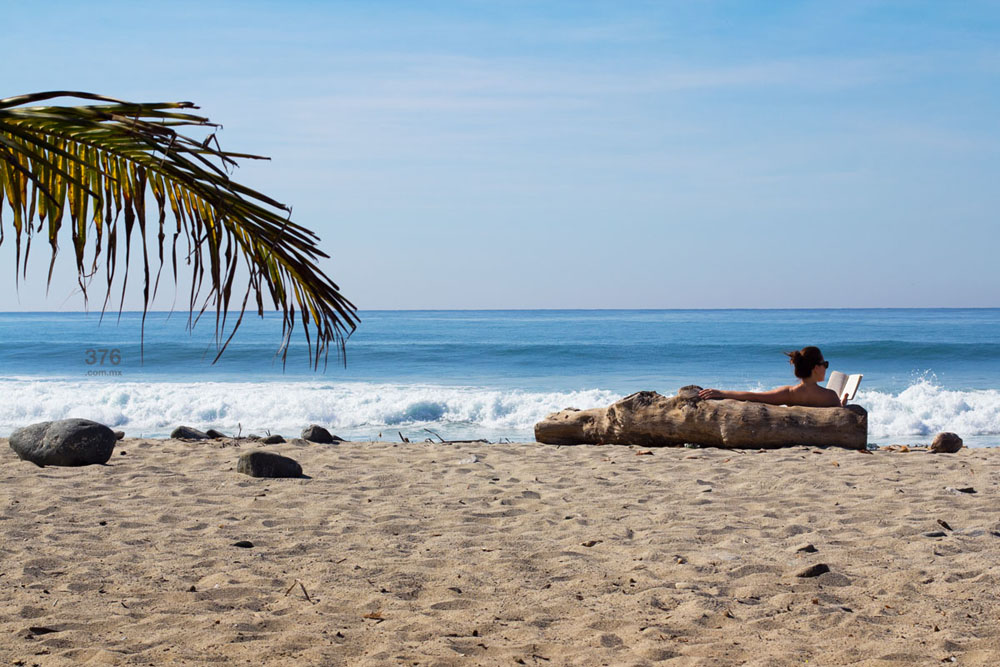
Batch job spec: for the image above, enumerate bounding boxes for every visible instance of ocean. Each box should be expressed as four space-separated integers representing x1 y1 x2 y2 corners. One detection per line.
1 309 998 446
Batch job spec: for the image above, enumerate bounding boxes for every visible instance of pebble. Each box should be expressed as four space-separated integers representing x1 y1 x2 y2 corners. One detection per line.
794 543 818 553
171 426 211 440
930 432 963 453
232 540 254 548
237 451 303 479
674 582 697 590
301 425 342 444
795 564 830 578
923 531 947 538
944 487 976 494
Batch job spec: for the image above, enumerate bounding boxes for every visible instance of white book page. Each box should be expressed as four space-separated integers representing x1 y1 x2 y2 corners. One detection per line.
826 371 847 397
843 374 863 400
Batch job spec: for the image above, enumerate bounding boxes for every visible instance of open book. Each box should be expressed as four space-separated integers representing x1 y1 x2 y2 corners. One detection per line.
827 371 863 402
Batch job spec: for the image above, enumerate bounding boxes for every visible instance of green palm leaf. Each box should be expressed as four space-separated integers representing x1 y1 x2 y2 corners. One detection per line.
0 91 357 367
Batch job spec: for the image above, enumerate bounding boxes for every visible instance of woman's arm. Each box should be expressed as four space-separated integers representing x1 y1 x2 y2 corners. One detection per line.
698 386 792 405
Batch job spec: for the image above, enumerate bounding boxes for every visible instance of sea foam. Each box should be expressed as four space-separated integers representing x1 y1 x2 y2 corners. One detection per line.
1 378 997 444
0 380 619 441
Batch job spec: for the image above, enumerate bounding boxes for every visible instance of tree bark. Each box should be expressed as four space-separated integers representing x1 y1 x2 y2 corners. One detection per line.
534 386 868 450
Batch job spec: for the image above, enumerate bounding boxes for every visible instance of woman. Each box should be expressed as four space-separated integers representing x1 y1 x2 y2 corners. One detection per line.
698 346 848 407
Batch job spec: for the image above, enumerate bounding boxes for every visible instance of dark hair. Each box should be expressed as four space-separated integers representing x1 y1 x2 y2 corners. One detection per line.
785 346 824 379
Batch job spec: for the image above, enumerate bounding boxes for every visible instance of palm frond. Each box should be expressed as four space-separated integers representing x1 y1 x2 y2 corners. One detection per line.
0 91 357 367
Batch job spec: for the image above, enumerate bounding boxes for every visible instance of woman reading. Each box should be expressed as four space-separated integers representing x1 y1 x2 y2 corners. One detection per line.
698 346 848 408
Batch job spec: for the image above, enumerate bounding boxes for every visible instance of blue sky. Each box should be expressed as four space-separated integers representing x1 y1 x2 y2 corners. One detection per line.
2 0 998 309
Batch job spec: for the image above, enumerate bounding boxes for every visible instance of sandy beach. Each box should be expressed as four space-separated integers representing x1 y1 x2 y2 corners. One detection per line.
1 437 999 666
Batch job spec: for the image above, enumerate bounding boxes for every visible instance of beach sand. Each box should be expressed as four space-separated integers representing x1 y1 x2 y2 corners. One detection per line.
1 437 999 666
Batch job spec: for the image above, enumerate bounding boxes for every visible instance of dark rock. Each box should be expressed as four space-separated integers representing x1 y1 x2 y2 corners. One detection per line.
923 531 947 538
237 451 303 478
261 434 286 444
931 432 963 453
232 540 254 548
945 486 976 494
205 429 228 439
794 543 818 553
301 424 342 444
170 426 211 440
9 419 116 467
113 430 125 440
795 563 830 578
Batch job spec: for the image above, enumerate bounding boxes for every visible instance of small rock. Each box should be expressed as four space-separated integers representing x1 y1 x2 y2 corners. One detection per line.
205 429 228 439
233 540 254 548
794 543 818 553
261 434 286 444
9 418 116 467
931 432 963 453
301 425 342 444
937 519 953 531
113 430 125 440
674 582 696 590
945 486 976 494
923 531 947 538
171 426 211 440
795 564 830 578
188 585 197 592
236 451 303 478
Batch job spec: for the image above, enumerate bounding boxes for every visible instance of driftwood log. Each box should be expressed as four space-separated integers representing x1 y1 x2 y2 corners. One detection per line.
534 386 868 450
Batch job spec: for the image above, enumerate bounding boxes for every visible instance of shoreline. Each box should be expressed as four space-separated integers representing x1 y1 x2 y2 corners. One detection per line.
2 438 999 664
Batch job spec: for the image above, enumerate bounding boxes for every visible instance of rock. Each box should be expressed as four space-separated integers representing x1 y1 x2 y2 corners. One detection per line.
261 434 286 444
301 424 342 444
945 486 976 494
923 531 947 538
232 540 254 548
931 432 963 453
236 451 303 478
793 543 818 553
170 426 211 440
795 563 830 578
9 419 116 467
113 430 125 440
205 429 228 439
534 387 868 450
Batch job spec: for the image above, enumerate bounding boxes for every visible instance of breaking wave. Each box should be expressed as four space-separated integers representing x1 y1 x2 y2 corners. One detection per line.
1 377 997 444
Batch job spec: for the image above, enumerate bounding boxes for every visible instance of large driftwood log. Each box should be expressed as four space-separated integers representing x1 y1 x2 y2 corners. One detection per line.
534 386 868 450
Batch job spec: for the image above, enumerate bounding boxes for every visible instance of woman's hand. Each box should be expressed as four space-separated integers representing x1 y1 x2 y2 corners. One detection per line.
841 393 849 407
699 388 725 400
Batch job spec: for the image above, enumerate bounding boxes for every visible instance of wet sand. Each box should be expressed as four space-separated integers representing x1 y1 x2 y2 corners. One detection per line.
1 437 999 665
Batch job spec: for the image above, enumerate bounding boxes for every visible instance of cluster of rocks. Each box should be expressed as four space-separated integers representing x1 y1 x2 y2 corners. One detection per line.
6 418 350 479
168 423 343 446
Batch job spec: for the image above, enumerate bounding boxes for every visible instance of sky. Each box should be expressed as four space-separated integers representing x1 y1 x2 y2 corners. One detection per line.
1 0 998 310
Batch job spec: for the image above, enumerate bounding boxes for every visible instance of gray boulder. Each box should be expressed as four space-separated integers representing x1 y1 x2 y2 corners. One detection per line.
261 434 286 444
301 425 342 444
9 419 116 467
205 429 228 439
236 451 303 478
170 426 211 440
931 432 963 453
